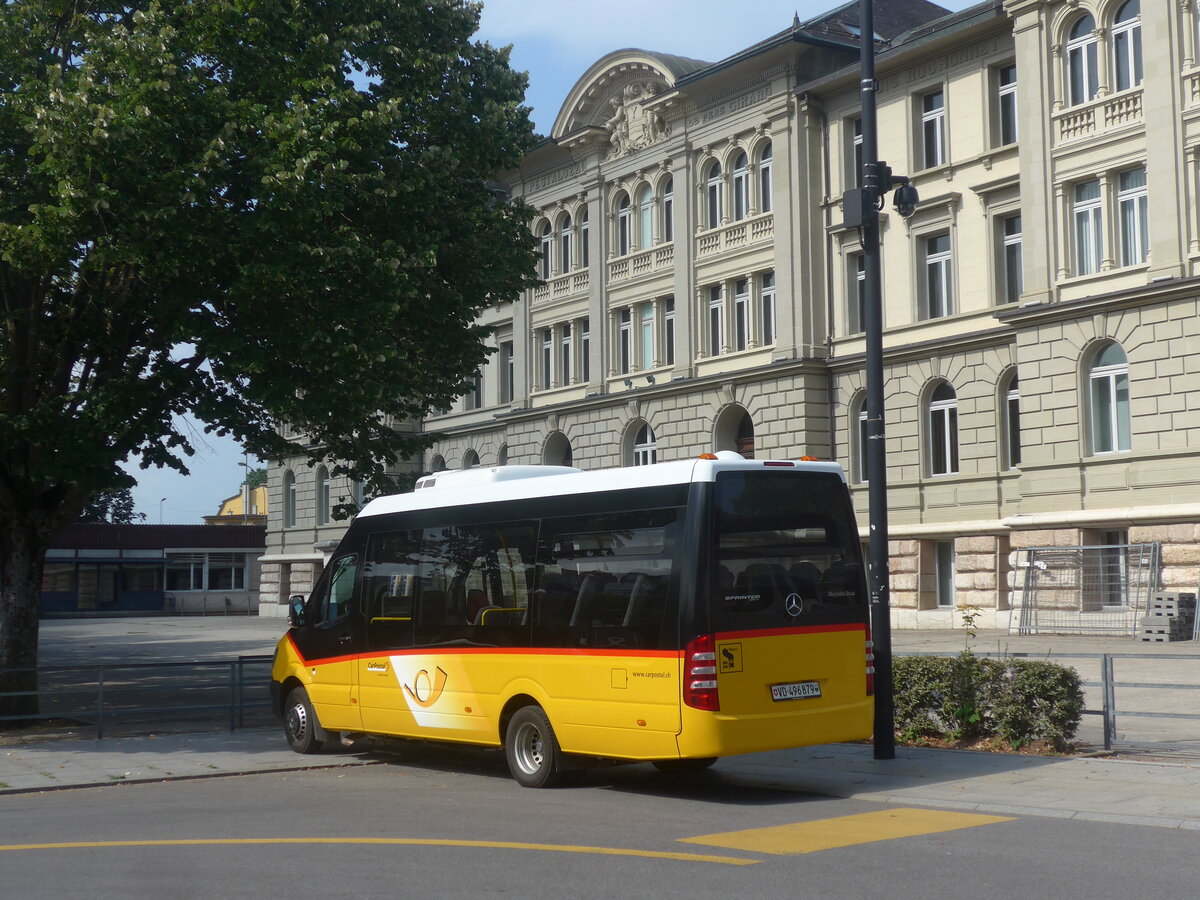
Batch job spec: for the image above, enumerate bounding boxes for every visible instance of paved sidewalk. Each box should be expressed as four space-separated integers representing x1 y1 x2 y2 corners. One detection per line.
2 729 1199 831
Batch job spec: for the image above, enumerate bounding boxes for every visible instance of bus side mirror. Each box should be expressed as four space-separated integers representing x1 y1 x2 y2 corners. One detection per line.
288 594 308 628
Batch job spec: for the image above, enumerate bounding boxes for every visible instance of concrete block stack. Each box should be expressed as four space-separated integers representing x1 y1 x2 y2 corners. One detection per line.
1138 591 1197 642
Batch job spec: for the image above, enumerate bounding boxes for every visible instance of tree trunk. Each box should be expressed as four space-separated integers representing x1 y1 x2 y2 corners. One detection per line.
0 521 46 727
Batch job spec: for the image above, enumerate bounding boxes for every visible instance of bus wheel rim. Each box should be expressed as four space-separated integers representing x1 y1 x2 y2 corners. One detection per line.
514 722 544 774
287 703 308 742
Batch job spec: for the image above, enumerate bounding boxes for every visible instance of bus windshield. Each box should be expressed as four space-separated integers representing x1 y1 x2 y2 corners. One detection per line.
710 470 866 632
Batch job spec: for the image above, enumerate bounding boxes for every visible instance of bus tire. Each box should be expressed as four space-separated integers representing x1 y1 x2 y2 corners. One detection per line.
652 757 718 774
504 705 563 788
284 686 324 754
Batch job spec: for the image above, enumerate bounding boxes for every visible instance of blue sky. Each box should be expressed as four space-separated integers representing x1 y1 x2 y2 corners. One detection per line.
127 0 976 522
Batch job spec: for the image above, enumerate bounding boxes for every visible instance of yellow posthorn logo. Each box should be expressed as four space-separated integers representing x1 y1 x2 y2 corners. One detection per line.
403 666 448 708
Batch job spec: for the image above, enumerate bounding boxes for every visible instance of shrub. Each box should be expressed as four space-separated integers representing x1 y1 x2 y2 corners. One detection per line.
893 653 1083 752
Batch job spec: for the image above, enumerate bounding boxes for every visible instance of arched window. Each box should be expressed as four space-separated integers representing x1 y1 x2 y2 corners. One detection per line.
543 432 572 467
928 382 959 476
1002 372 1021 470
706 161 723 229
638 184 653 249
463 449 479 469
559 214 573 273
632 423 657 466
853 396 869 484
1088 343 1131 454
539 221 552 279
1066 15 1098 106
1112 1 1142 92
662 177 674 243
430 454 446 472
732 152 749 221
759 142 773 213
283 470 297 528
316 466 330 525
715 406 754 459
497 444 509 466
580 209 590 267
617 194 632 256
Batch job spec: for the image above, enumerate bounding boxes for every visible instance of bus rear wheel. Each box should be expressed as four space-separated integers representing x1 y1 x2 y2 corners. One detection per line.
284 686 324 754
505 706 564 788
652 757 718 774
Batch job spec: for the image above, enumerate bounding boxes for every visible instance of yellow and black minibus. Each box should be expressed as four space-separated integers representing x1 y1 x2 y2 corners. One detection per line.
271 452 874 786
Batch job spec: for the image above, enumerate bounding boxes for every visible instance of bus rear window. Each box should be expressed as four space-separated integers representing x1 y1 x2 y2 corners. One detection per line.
711 471 866 632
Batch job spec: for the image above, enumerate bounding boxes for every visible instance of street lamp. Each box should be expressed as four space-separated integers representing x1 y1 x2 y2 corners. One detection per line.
841 0 920 761
159 497 167 524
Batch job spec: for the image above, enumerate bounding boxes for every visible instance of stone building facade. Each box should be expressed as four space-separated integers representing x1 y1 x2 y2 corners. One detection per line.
261 0 1200 628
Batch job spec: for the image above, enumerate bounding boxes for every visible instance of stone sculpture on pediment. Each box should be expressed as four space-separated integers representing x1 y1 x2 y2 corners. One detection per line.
604 80 669 159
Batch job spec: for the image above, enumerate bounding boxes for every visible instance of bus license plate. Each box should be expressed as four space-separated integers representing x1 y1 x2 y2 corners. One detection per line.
771 681 821 701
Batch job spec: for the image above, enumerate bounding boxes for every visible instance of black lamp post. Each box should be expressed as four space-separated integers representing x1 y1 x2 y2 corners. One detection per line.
841 0 919 761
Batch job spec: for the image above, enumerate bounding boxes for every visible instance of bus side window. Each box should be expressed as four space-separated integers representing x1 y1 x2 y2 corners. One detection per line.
307 554 358 625
363 531 420 651
534 509 681 650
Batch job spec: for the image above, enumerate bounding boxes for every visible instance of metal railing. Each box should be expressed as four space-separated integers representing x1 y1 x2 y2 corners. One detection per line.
0 655 275 740
900 650 1200 751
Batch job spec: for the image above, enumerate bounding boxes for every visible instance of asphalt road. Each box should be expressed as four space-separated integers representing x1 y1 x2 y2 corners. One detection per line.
0 752 1194 899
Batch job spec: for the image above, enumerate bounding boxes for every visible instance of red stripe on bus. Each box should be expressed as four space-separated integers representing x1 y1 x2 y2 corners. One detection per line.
284 636 681 668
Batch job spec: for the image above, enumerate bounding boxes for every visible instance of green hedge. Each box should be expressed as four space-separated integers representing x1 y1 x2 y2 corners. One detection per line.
893 653 1084 751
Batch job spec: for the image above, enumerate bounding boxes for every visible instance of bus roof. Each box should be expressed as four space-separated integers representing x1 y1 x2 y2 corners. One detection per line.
358 453 847 519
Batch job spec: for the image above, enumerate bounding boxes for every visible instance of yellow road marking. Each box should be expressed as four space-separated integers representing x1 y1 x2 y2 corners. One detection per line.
680 808 1015 855
0 837 757 866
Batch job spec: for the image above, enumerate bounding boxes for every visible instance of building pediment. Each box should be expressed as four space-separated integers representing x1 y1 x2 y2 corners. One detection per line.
550 49 710 159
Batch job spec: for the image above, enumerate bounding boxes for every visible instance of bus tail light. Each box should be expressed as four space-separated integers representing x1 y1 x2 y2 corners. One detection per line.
683 634 720 711
865 624 875 696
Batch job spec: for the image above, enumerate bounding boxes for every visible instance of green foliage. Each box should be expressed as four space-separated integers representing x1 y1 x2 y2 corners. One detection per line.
243 468 267 490
894 653 1084 752
0 0 538 695
79 486 144 524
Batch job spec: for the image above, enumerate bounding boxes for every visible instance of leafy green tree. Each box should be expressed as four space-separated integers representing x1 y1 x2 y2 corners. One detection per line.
79 486 143 524
244 467 267 490
0 0 536 721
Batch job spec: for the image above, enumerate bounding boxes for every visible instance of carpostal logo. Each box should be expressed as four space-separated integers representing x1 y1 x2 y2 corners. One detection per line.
402 666 448 709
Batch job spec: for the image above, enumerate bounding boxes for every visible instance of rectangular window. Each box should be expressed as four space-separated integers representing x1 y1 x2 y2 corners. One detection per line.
1117 167 1148 267
466 369 483 410
1002 214 1022 303
618 201 632 256
560 323 572 385
733 278 749 351
539 229 552 279
499 340 514 404
165 554 205 592
760 272 776 346
996 64 1017 146
732 165 748 221
935 541 955 608
639 303 654 370
560 224 572 273
208 553 248 591
663 300 675 365
663 182 674 243
850 117 863 187
921 89 946 169
707 285 723 356
856 408 869 484
849 253 866 333
1073 179 1103 276
923 233 952 319
580 318 590 382
759 148 772 213
619 308 632 375
580 215 589 267
540 328 552 390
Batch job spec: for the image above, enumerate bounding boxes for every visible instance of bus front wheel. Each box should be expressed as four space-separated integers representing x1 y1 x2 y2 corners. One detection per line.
284 686 324 754
505 706 563 788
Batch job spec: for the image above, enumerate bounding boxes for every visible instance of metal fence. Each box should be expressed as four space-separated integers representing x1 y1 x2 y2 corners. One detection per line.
0 655 275 740
1015 543 1161 636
